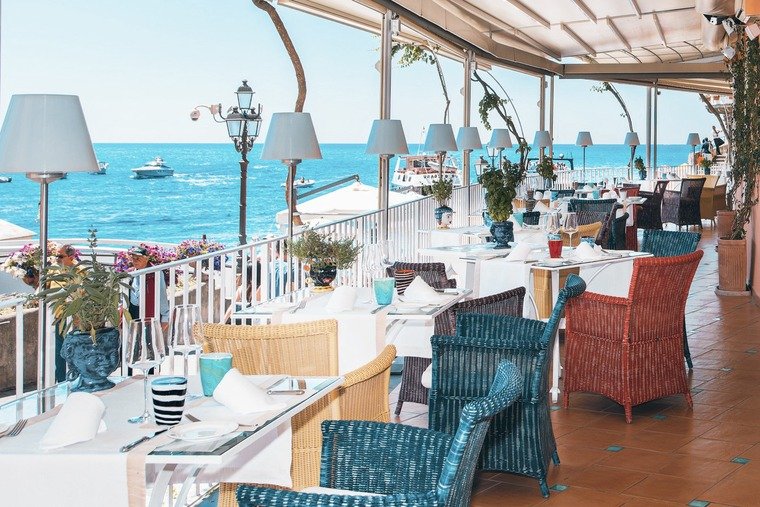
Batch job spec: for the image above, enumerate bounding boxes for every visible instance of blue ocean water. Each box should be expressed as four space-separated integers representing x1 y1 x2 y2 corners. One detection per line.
0 143 690 245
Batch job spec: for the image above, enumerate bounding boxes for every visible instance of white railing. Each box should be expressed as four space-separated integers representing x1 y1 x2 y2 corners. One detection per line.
0 297 27 399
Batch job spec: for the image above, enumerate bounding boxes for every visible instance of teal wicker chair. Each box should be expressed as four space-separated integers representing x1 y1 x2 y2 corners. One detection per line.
236 361 524 507
640 229 702 369
428 275 587 497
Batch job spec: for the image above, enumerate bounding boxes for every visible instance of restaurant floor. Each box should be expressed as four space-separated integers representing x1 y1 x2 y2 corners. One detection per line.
391 226 760 506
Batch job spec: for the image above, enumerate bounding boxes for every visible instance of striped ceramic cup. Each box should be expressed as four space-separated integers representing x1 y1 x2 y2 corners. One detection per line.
393 269 415 295
151 376 188 426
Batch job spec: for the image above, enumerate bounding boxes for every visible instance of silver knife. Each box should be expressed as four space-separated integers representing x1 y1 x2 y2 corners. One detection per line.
120 428 169 453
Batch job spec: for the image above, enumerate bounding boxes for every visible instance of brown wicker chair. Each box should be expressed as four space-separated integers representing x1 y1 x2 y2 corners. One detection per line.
200 320 339 498
637 180 668 230
576 210 611 247
662 177 706 230
339 345 396 422
563 251 704 422
561 222 603 247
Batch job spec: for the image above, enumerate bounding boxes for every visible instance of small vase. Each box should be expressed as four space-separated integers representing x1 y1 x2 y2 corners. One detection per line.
435 205 454 229
309 265 337 292
489 221 514 249
393 269 416 295
60 328 121 392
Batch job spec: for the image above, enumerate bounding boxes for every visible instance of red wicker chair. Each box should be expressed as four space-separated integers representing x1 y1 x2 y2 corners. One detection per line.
562 250 703 423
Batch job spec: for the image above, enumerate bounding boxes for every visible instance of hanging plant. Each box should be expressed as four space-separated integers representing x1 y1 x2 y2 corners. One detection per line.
391 42 450 123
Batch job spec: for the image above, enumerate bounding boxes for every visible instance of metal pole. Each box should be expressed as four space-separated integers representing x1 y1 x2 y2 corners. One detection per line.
462 51 474 196
378 10 393 241
37 179 48 390
646 86 652 175
548 76 555 159
653 82 658 177
286 160 298 300
539 76 546 161
238 123 249 246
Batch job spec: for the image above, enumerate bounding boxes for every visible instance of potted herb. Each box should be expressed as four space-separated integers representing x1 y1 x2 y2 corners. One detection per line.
288 230 361 291
699 157 713 175
35 230 132 392
479 160 524 248
429 178 454 229
536 158 557 188
634 156 647 180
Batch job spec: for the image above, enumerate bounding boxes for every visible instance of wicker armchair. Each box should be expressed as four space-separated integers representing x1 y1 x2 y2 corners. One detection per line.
637 180 668 230
340 345 396 422
562 222 602 247
428 275 587 497
549 188 575 199
200 320 340 497
523 211 541 226
576 210 611 246
563 251 704 423
569 198 619 248
662 177 706 230
387 262 455 416
237 361 524 507
610 212 629 250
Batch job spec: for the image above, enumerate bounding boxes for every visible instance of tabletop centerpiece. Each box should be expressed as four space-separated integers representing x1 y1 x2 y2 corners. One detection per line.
479 159 524 249
289 230 361 292
36 230 132 392
429 177 454 229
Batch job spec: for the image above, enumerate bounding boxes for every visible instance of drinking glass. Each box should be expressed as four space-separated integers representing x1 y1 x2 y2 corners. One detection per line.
563 212 579 247
126 318 168 424
543 212 561 236
168 304 203 376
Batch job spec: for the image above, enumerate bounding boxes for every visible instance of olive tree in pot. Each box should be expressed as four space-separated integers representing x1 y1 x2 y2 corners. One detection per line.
289 230 361 292
429 178 454 229
480 160 524 249
35 230 132 392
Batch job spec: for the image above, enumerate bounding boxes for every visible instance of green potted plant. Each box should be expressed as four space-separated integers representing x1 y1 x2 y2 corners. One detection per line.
288 230 361 291
479 160 524 248
634 156 647 180
429 178 454 229
699 156 714 175
536 157 557 188
35 230 132 392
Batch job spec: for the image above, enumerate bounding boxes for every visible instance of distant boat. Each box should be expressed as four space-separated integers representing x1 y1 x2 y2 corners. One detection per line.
281 178 315 189
91 161 108 175
0 176 11 183
391 154 462 193
132 157 174 179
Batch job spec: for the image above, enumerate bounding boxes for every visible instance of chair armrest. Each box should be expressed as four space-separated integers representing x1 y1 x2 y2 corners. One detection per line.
566 292 629 341
319 420 452 495
236 487 438 506
453 314 547 349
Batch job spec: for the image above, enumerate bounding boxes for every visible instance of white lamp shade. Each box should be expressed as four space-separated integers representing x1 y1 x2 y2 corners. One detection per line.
624 131 641 146
686 133 701 146
456 126 483 151
488 128 513 149
0 94 98 174
576 131 593 147
423 123 457 153
365 119 409 155
261 112 322 161
532 130 552 148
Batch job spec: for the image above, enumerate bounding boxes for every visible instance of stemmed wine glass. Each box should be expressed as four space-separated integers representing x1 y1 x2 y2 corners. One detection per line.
126 318 168 424
543 212 561 237
379 240 395 276
563 212 579 247
168 304 203 376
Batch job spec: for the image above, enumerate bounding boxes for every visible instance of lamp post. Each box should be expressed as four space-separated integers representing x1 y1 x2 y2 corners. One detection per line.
487 129 512 169
624 131 641 180
576 131 593 172
423 124 457 179
191 80 262 245
366 119 409 241
686 132 701 170
486 147 499 169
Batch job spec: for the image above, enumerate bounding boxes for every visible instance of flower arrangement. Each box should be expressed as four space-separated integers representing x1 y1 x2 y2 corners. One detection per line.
1 242 81 286
175 238 225 270
113 243 177 273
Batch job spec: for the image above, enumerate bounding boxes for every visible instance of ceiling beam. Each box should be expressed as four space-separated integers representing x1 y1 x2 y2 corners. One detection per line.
561 23 596 57
628 0 642 19
561 62 729 79
652 12 667 46
502 0 551 28
605 17 631 51
569 0 597 24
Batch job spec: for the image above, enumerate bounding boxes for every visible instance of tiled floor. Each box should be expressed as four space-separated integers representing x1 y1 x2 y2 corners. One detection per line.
390 226 760 506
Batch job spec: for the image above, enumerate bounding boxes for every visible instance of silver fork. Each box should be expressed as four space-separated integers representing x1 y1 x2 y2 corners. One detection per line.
2 419 27 438
289 299 307 314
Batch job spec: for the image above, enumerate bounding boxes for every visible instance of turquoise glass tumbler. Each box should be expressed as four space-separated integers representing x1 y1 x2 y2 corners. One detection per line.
512 211 524 226
199 352 233 396
373 277 395 305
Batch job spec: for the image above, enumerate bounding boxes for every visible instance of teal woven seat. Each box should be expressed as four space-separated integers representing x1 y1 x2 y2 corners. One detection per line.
428 275 587 497
237 361 524 507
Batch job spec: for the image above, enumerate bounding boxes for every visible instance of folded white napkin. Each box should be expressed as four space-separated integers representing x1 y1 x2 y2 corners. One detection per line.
420 364 432 389
506 242 532 262
602 189 618 199
40 392 107 450
402 276 440 303
533 201 550 213
583 184 593 191
213 368 286 414
533 191 544 200
574 242 604 260
507 215 523 231
325 286 357 313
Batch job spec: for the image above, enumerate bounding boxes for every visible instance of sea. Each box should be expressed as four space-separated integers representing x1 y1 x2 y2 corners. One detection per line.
0 143 690 246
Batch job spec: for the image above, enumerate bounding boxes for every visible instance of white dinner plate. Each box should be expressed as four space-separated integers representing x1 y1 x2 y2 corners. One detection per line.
0 423 10 434
259 301 297 311
167 420 239 442
540 258 566 267
391 302 428 314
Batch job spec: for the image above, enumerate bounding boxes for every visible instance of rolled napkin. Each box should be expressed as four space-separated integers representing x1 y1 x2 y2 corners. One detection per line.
574 241 603 260
325 286 357 312
213 368 286 414
40 392 106 450
506 242 532 262
534 191 544 200
402 276 441 303
533 200 550 213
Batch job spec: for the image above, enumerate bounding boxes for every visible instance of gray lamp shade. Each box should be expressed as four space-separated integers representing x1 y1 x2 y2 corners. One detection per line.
0 94 98 174
533 130 552 148
456 126 483 151
488 128 513 149
576 131 593 147
423 123 457 153
365 119 409 155
261 112 322 161
624 131 641 146
686 133 701 146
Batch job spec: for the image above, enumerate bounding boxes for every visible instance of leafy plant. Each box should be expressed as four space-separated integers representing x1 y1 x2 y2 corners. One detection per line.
699 157 714 171
392 42 450 123
536 157 557 182
479 160 525 222
429 178 453 205
35 230 132 343
634 156 646 179
289 230 362 270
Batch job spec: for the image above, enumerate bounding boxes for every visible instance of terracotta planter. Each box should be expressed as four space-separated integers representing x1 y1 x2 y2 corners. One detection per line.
716 210 736 240
717 238 748 294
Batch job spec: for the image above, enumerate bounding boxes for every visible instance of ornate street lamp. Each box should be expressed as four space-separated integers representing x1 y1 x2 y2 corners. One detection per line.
191 80 263 245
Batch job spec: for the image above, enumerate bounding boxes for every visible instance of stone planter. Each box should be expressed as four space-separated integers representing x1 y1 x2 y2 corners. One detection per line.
716 210 736 240
61 327 121 392
716 237 749 295
489 221 514 249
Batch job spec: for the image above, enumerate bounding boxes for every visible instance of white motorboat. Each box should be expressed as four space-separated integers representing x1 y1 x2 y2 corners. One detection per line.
391 154 462 192
0 176 11 183
132 157 174 179
90 161 108 175
281 178 315 189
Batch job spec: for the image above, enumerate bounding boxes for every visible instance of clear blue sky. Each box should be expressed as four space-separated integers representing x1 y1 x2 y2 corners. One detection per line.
0 0 718 144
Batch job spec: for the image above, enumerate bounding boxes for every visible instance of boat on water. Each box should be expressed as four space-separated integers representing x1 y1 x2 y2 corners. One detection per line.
391 154 462 192
91 161 108 175
281 178 315 189
132 157 174 179
0 176 11 183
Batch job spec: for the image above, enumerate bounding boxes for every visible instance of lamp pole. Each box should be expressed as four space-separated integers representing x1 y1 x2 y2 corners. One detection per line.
191 80 262 245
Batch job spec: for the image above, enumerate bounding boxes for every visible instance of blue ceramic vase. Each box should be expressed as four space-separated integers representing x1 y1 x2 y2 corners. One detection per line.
60 327 121 392
490 221 514 249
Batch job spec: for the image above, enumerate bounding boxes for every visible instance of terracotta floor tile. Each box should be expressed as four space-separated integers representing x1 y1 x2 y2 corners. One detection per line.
556 427 626 450
691 389 752 407
597 447 675 473
471 481 548 507
554 445 611 468
701 421 760 444
656 455 740 481
700 462 760 506
713 406 760 427
643 415 719 437
540 486 627 506
660 402 729 420
618 430 696 453
619 496 682 506
674 437 754 461
622 474 715 504
562 464 647 493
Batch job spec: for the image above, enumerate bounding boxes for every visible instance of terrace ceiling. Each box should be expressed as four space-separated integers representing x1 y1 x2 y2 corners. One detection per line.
278 0 735 95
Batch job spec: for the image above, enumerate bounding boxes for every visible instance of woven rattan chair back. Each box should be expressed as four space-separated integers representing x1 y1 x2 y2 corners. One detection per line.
436 287 526 336
339 345 396 422
523 211 541 226
610 212 629 250
569 197 617 214
641 230 701 257
387 261 456 289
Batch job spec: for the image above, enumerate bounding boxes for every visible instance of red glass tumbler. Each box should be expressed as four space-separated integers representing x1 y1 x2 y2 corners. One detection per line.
548 238 563 258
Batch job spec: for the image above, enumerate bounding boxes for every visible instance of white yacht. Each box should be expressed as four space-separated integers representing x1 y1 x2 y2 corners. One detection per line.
281 178 315 189
91 161 108 175
132 157 174 179
391 154 462 193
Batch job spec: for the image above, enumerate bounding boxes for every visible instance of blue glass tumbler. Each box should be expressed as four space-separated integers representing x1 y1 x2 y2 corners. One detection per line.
373 278 395 305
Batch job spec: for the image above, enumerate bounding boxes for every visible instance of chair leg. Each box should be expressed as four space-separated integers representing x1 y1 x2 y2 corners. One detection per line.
394 356 430 416
551 449 560 465
683 319 693 370
562 392 570 409
539 478 550 498
625 404 633 424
